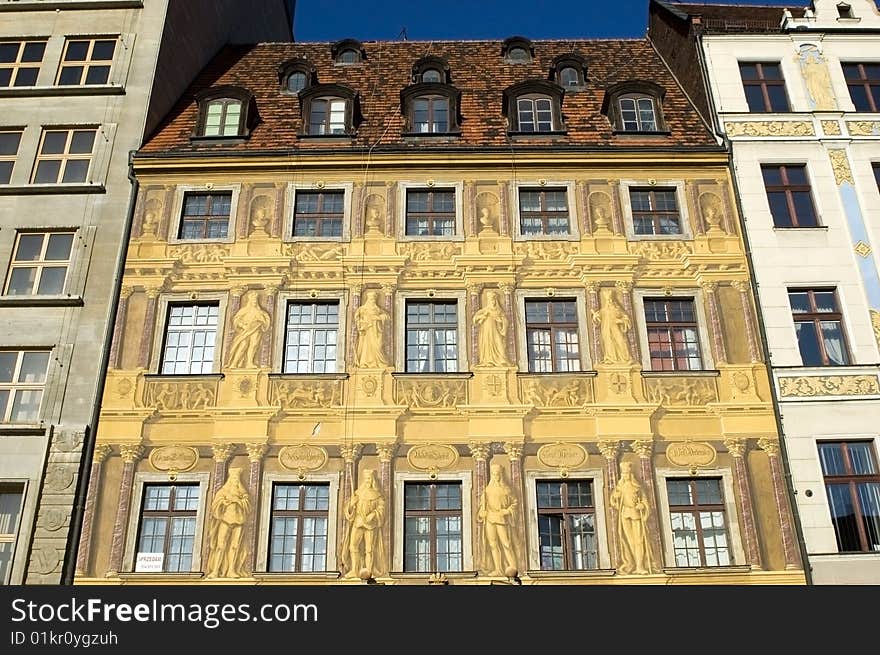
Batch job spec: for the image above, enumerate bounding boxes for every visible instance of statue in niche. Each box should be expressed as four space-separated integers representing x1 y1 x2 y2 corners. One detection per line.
699 192 725 233
477 463 521 577
354 290 391 368
249 195 272 236
593 287 632 364
340 469 387 578
206 467 251 578
610 461 654 575
589 192 613 233
141 198 160 238
227 291 271 368
799 45 837 111
364 194 386 235
473 290 511 367
475 192 499 235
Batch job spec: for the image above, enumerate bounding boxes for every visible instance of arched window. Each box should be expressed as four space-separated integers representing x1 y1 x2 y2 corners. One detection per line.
194 86 256 139
401 80 461 135
278 58 315 95
502 36 533 63
413 95 449 133
287 71 308 93
618 95 658 132
517 95 553 132
331 39 365 64
411 55 451 85
309 97 347 135
503 80 565 134
602 81 667 134
559 67 579 87
338 49 358 64
299 84 359 137
551 54 588 90
203 98 242 136
421 68 442 83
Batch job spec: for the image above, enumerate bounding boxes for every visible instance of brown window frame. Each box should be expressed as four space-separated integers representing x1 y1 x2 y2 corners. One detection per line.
525 299 581 373
30 127 97 185
178 192 232 241
0 40 46 87
739 62 790 112
405 300 459 373
411 94 449 134
644 297 704 371
536 479 597 571
267 482 331 572
787 288 850 366
667 477 732 567
0 129 23 184
817 441 880 553
292 190 344 238
628 187 682 235
134 483 200 573
56 37 116 86
405 188 456 237
403 481 463 573
843 63 880 112
503 80 565 134
761 164 818 228
518 187 570 236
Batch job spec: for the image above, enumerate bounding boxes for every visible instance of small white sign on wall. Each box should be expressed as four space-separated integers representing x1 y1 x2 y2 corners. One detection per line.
135 552 164 573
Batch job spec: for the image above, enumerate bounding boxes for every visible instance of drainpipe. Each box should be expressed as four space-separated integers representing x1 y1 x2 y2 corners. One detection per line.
693 26 813 584
61 150 139 585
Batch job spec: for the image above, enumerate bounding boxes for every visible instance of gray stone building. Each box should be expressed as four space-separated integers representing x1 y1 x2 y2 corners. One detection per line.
0 0 293 585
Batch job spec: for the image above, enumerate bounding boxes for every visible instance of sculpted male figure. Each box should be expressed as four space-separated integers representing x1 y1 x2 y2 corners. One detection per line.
478 463 520 577
341 469 387 578
610 461 654 575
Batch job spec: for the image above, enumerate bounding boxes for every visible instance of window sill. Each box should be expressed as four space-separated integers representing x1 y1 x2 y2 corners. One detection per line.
399 234 465 242
283 236 348 243
402 132 462 139
663 565 752 575
190 135 249 145
626 234 690 241
0 295 84 307
525 568 616 578
641 370 720 378
517 370 598 378
297 134 355 143
389 570 478 579
514 234 579 242
612 130 671 137
0 1 144 11
392 372 474 379
143 373 225 382
168 238 234 246
773 364 879 373
252 571 341 580
507 130 568 138
771 225 828 231
0 424 47 436
0 84 125 97
267 373 348 381
0 183 105 195
117 572 204 580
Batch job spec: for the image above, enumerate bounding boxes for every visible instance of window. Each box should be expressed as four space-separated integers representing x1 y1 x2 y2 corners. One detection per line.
525 300 581 373
788 289 849 366
629 188 681 235
178 192 231 240
559 67 579 87
31 128 96 184
842 63 880 112
286 71 308 93
837 3 855 19
818 441 880 553
202 99 243 137
0 131 22 184
412 96 449 133
309 97 347 135
519 188 570 235
337 49 358 64
0 485 24 584
508 47 529 62
517 96 554 132
403 482 463 572
504 80 564 134
667 478 731 567
405 189 455 236
135 484 199 573
284 302 339 374
644 298 703 371
739 62 790 112
268 483 330 572
0 40 45 87
160 304 219 375
4 231 75 296
194 87 256 139
761 164 817 228
874 162 880 191
405 301 458 373
421 68 442 83
57 38 115 86
401 79 460 135
619 95 658 132
293 190 343 237
502 37 533 63
0 350 50 423
331 39 364 64
536 479 597 570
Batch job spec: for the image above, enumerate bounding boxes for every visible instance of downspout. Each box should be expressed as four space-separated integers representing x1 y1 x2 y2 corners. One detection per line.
694 26 813 584
61 150 139 585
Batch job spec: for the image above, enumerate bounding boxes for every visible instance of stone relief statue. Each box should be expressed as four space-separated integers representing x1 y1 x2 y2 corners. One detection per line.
589 191 613 233
340 469 387 578
475 191 499 235
799 45 837 111
473 290 511 367
227 291 271 369
206 466 251 578
477 463 522 577
364 193 385 235
354 290 391 368
249 194 272 236
610 461 655 575
593 287 632 364
141 198 160 238
699 192 725 233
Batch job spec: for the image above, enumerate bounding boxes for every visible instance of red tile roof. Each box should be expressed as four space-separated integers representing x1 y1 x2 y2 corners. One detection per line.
140 39 720 155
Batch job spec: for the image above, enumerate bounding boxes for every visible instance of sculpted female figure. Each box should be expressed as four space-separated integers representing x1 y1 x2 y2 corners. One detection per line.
354 290 391 368
206 467 251 578
473 290 511 367
227 291 270 368
593 287 632 364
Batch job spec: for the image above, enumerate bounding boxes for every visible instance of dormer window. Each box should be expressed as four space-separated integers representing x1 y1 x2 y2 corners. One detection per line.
401 78 462 135
279 58 315 95
332 39 365 65
602 81 667 134
552 54 588 89
421 69 442 83
194 86 257 139
299 83 359 137
559 67 579 87
287 72 308 93
503 80 565 134
503 36 533 64
837 3 854 19
412 55 451 84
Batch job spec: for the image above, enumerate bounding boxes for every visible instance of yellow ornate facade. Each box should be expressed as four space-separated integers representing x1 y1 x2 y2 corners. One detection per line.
74 39 806 586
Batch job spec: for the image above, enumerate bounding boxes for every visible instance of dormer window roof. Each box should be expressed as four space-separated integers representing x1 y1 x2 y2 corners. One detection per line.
331 39 365 64
502 36 533 63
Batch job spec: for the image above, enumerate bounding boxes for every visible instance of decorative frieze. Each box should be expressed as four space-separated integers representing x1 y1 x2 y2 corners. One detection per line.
270 377 344 408
519 374 593 408
725 121 814 137
393 375 467 409
143 377 219 411
778 375 880 398
645 376 718 406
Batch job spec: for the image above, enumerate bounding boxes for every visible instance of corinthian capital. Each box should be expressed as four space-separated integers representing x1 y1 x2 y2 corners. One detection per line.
119 444 144 465
597 440 621 461
723 438 747 458
212 443 237 463
756 438 780 457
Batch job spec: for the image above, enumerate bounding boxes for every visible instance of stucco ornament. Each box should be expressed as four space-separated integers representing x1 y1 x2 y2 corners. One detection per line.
340 469 387 578
249 194 272 235
610 461 655 575
589 191 612 232
798 45 837 111
593 287 632 364
206 467 251 578
354 290 391 367
474 290 511 366
699 191 725 233
477 463 522 577
227 291 270 368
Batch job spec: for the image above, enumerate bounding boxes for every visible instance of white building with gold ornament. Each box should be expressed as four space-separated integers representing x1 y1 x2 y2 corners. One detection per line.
650 0 880 584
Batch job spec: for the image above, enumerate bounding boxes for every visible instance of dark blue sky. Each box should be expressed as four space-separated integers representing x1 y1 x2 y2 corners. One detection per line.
293 0 819 41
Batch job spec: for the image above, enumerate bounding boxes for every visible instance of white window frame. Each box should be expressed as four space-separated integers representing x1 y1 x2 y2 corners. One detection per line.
0 481 26 585
283 182 353 242
256 472 340 574
655 467 745 569
0 349 51 424
124 472 210 574
150 293 229 375
516 95 555 132
511 180 579 241
514 288 592 372
168 184 241 245
618 95 659 132
273 290 348 374
397 181 465 242
524 468 610 572
2 230 77 297
395 290 469 373
619 180 693 241
393 470 473 573
632 288 715 372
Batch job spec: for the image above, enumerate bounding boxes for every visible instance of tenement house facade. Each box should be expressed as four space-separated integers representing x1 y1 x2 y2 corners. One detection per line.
0 0 293 585
650 0 880 583
75 36 805 585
